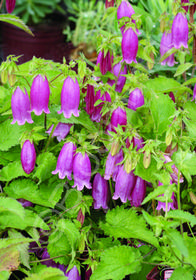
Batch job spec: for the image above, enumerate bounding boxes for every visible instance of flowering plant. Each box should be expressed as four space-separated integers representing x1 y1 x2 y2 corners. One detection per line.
0 0 196 279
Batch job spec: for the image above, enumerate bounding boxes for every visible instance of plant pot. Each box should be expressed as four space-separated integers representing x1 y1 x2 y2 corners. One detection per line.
0 22 73 64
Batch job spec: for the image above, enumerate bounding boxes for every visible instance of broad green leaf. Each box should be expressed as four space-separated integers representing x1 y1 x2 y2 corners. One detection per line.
100 206 159 247
184 101 196 138
184 236 196 269
183 77 196 86
0 271 9 279
65 189 83 217
91 246 141 280
34 152 56 182
25 267 67 280
170 267 194 280
0 197 25 219
166 229 188 258
166 210 196 227
174 63 193 77
0 161 27 181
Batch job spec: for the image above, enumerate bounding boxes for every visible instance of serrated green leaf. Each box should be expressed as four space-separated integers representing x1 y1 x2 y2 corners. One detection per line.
166 210 196 227
166 229 189 258
0 161 27 181
170 267 194 280
174 63 193 77
34 152 56 182
0 271 9 280
184 236 196 269
0 197 25 219
91 246 141 280
25 267 67 280
100 206 159 247
65 189 83 217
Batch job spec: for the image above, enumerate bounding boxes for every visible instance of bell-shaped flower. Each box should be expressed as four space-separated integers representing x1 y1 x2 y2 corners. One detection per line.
104 149 123 181
65 266 81 280
108 61 127 93
156 182 177 212
112 149 124 181
52 142 76 180
91 90 111 122
117 0 136 33
171 13 188 49
113 165 136 203
110 107 127 132
58 76 80 118
21 140 36 174
128 88 144 111
105 0 114 8
122 28 138 64
130 176 146 207
192 84 196 103
164 155 184 184
6 0 16 13
11 87 33 125
73 152 92 191
96 50 113 75
46 122 72 142
92 173 109 209
85 84 95 116
160 32 176 67
30 74 50 115
181 0 189 13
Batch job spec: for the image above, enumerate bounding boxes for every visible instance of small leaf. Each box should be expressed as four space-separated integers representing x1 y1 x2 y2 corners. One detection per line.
174 63 193 77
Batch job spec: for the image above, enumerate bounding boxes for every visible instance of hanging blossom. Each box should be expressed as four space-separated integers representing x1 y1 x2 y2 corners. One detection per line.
108 61 127 93
6 0 16 13
96 50 113 75
104 149 124 181
46 122 72 142
21 140 36 174
171 12 189 49
192 84 196 103
164 155 184 184
122 28 138 64
160 32 176 67
129 176 146 207
92 173 109 209
128 88 144 111
156 181 178 212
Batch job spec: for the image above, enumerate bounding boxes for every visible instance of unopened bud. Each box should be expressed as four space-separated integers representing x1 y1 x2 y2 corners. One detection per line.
111 140 120 156
165 130 173 146
124 158 132 174
1 70 8 84
8 73 16 86
189 191 196 205
147 52 154 70
143 151 151 169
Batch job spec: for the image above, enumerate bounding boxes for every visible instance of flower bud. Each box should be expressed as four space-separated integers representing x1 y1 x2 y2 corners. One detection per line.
1 69 8 84
111 140 120 156
110 107 127 132
46 122 72 142
65 266 81 280
128 88 144 111
52 142 76 180
30 75 50 115
130 176 146 207
160 32 176 67
92 173 109 209
58 76 80 118
122 28 138 64
171 13 188 49
108 61 127 93
189 191 196 205
21 140 36 174
73 152 92 191
11 87 33 125
96 50 113 75
6 0 16 13
143 151 151 169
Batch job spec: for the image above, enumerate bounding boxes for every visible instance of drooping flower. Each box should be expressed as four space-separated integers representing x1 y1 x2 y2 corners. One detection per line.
192 84 196 103
65 266 81 280
11 87 33 125
46 122 72 142
105 0 114 9
85 84 95 116
108 61 127 93
73 152 92 191
117 0 137 33
164 155 184 184
96 50 113 75
128 88 144 111
30 74 50 115
90 90 111 122
110 107 127 132
160 32 176 67
130 176 146 207
92 173 109 209
113 165 136 203
58 76 80 118
6 0 16 13
52 142 76 180
181 0 189 13
21 140 36 174
104 150 123 180
122 28 138 64
171 13 188 49
156 182 177 212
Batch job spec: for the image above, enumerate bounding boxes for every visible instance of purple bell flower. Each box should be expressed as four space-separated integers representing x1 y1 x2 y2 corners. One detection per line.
192 84 196 102
110 107 127 132
11 87 33 125
96 50 113 75
117 0 136 33
160 32 176 67
128 88 144 111
91 90 111 122
30 75 50 115
156 182 178 212
92 173 109 209
21 140 36 174
112 149 124 181
65 266 81 280
113 165 136 203
73 152 92 191
85 84 95 116
171 13 189 49
181 0 189 13
108 61 127 93
17 199 33 207
122 28 138 64
58 76 80 118
6 0 16 13
46 122 72 142
164 155 184 184
52 142 76 180
130 176 146 207
104 149 123 181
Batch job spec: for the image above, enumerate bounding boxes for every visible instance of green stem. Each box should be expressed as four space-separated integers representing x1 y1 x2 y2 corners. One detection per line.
177 170 183 237
109 179 116 207
44 123 58 152
44 113 47 130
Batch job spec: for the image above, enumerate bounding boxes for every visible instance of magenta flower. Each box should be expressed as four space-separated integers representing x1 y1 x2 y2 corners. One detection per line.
21 140 36 174
6 0 16 13
73 152 92 191
104 149 123 180
156 182 178 212
58 76 80 118
164 155 184 184
110 107 127 132
128 88 144 111
85 84 95 116
113 165 136 203
117 0 135 20
122 28 138 64
30 75 50 115
171 13 188 49
46 122 72 142
11 87 33 125
181 0 189 13
17 199 33 207
112 149 124 181
92 173 109 209
52 142 76 180
160 32 176 67
65 266 81 280
192 84 196 102
108 61 127 93
96 50 113 75
130 176 146 207
91 90 111 122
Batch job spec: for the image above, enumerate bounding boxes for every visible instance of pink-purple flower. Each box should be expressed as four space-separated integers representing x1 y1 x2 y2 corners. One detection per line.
21 140 36 174
6 0 16 13
130 176 146 207
96 50 113 75
160 32 176 67
192 84 196 102
104 149 123 181
122 28 138 64
110 107 127 132
108 61 127 93
171 13 189 49
128 88 144 111
46 122 72 142
156 182 178 212
90 90 111 122
92 173 109 209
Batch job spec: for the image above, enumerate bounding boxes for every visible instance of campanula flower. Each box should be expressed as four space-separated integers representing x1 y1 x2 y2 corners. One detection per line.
117 0 136 33
156 182 178 212
52 142 76 180
73 152 92 191
128 88 144 111
92 173 109 209
181 0 189 13
96 50 113 75
122 28 138 64
130 176 146 207
160 32 176 67
171 13 188 49
192 84 196 103
46 122 72 142
110 107 127 132
65 266 81 280
108 61 127 93
90 90 111 122
164 155 184 184
104 150 123 180
21 140 36 174
58 76 80 118
85 84 95 116
11 87 33 125
6 0 16 13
